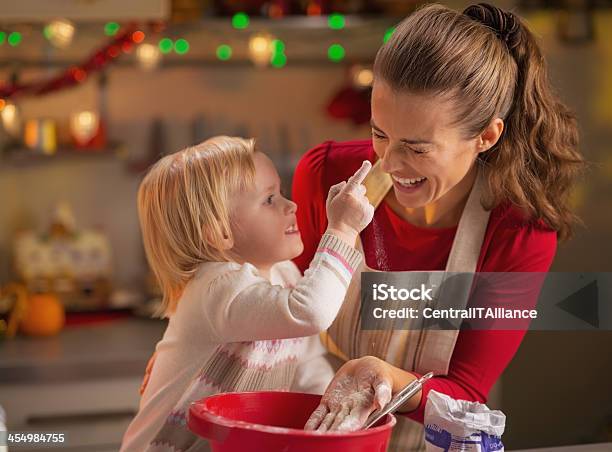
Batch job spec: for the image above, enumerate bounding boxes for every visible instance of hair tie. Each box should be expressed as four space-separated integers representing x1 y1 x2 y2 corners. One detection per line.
463 3 520 51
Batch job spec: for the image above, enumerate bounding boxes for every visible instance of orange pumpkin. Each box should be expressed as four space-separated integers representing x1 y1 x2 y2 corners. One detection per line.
20 293 65 336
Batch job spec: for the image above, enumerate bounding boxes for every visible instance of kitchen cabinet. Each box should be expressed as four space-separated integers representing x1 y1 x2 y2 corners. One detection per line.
0 317 165 451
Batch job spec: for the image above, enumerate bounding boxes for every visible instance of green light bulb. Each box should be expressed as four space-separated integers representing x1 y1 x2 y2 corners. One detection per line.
174 38 189 54
8 32 22 47
327 44 345 62
383 27 395 44
271 52 287 68
328 13 345 30
232 12 250 29
158 38 173 54
216 44 232 61
105 22 120 36
271 39 285 54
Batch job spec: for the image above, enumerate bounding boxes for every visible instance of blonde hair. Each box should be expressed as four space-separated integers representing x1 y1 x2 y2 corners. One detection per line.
137 136 256 317
374 3 584 241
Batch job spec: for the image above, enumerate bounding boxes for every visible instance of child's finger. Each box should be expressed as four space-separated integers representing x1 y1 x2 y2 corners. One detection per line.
327 181 346 202
345 160 372 189
355 184 367 197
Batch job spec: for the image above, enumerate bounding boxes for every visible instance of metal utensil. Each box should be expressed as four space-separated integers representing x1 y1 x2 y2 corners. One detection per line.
364 371 435 429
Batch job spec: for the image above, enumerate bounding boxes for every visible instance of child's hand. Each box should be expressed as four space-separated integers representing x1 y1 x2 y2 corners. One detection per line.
325 160 374 245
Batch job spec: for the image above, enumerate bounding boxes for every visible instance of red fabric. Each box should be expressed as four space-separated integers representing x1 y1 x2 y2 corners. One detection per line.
291 139 557 424
326 86 372 125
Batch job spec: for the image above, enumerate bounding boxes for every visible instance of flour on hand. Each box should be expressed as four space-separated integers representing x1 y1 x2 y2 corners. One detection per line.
304 369 392 432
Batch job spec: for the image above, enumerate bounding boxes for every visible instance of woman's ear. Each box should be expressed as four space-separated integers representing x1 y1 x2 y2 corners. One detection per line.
477 118 504 153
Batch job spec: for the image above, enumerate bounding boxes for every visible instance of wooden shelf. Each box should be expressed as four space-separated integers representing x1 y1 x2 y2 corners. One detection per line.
0 16 397 69
0 143 127 168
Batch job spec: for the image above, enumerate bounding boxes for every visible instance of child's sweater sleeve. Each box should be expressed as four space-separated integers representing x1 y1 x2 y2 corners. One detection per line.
202 233 361 342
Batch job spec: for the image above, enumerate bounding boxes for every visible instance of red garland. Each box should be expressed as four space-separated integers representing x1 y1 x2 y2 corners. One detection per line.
0 24 140 99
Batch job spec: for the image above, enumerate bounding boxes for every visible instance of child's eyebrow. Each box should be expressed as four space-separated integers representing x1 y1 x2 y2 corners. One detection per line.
261 181 280 193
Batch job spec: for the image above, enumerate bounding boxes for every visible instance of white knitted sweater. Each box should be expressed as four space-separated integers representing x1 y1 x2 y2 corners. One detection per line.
121 233 361 451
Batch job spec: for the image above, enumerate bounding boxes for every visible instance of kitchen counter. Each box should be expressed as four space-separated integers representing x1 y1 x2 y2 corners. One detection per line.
513 443 612 451
0 317 166 384
0 317 166 451
1 320 609 452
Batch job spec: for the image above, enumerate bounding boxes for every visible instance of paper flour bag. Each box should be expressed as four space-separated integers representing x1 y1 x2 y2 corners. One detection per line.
424 390 506 452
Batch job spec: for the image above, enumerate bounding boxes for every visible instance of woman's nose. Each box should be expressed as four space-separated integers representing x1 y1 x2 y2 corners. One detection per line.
380 144 403 174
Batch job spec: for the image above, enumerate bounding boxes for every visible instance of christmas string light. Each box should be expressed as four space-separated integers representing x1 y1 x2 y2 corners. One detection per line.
137 43 161 70
328 13 345 30
174 38 189 55
0 25 140 99
105 22 120 36
232 12 250 30
158 37 173 54
270 39 286 68
44 19 75 48
8 32 22 47
0 17 397 100
328 43 345 62
216 44 232 61
249 32 274 67
383 27 395 43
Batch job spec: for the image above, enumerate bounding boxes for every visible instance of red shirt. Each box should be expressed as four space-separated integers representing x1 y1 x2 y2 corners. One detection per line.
291 140 557 423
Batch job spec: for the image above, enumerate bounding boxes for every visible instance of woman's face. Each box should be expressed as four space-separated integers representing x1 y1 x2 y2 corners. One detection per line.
370 81 483 210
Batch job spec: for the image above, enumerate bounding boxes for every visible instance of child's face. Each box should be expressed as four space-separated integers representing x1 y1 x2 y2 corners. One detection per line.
229 152 303 272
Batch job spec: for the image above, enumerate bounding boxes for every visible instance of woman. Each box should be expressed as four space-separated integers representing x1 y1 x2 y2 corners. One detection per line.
293 3 583 450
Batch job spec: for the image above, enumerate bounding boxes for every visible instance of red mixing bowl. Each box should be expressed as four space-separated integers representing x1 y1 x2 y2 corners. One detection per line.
188 391 397 452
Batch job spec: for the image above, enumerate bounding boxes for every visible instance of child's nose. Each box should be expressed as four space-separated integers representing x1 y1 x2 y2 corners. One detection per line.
285 199 297 214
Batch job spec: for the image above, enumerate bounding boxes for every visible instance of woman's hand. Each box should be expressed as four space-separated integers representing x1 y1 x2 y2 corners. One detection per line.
304 356 394 432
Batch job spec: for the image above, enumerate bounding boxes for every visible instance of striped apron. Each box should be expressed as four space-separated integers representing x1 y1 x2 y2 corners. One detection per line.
320 160 491 451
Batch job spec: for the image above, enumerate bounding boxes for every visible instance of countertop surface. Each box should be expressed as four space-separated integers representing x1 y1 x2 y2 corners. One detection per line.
513 443 612 451
1 319 609 452
0 317 166 384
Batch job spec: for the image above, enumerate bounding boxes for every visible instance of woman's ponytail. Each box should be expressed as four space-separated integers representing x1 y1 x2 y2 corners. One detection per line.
465 3 585 241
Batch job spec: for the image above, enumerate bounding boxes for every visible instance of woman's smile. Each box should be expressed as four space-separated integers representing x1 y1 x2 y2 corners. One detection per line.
391 174 428 193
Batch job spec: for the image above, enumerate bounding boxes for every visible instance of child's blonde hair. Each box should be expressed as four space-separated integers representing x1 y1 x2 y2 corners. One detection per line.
137 136 256 317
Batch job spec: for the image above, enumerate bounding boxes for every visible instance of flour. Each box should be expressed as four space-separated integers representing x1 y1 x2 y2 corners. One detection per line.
372 216 391 271
304 369 392 432
424 390 506 451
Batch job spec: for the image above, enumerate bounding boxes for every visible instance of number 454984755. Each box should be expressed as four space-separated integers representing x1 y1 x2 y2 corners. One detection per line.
2 432 66 445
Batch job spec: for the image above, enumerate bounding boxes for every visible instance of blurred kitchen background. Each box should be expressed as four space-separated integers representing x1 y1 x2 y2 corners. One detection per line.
0 0 610 451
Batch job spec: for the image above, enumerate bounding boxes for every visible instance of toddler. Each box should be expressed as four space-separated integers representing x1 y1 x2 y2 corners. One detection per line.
121 136 373 451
